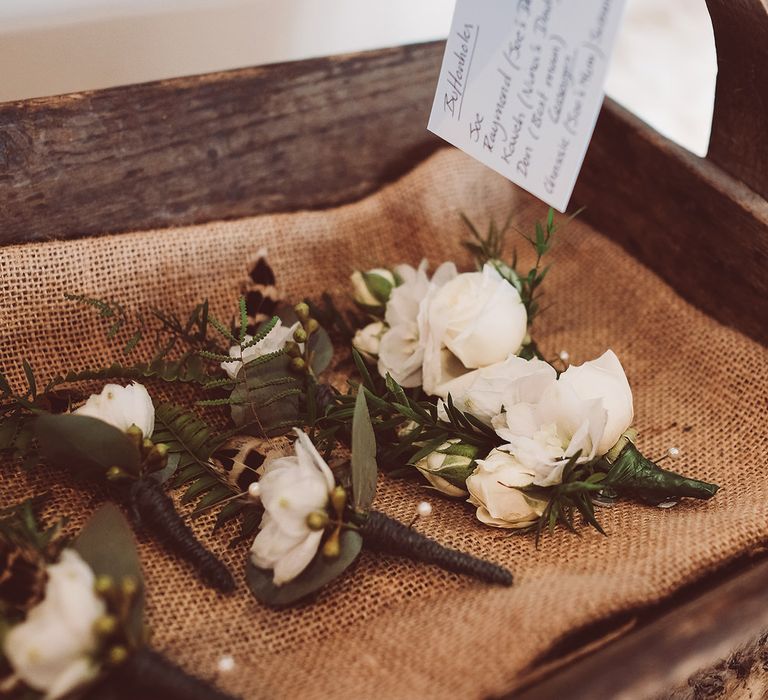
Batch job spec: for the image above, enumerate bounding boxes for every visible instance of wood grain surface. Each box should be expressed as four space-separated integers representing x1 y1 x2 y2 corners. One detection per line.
0 40 765 348
514 557 768 700
573 99 768 347
0 43 443 243
705 0 768 200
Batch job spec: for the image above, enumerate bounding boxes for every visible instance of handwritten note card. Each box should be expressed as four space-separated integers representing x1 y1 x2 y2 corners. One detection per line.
428 0 627 212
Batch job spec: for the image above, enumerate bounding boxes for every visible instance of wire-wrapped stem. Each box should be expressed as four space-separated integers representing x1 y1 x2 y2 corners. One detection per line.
129 479 234 593
102 648 240 700
361 510 513 586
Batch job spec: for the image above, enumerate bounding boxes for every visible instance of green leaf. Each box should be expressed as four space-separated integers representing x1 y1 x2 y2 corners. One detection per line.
0 370 11 396
351 349 375 391
361 271 393 304
238 297 248 343
245 529 363 607
35 414 141 479
384 373 408 406
73 504 144 639
208 314 238 344
22 360 36 398
437 442 478 459
309 327 333 375
199 350 238 363
351 390 377 512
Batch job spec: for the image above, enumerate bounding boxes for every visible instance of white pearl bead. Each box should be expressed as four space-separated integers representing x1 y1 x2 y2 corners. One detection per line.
217 655 235 672
559 350 570 362
416 501 433 518
667 447 681 460
248 482 261 500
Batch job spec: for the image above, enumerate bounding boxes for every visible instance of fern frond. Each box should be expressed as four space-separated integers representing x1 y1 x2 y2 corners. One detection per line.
153 404 230 478
51 355 213 388
152 403 257 530
238 298 248 344
198 350 237 363
66 292 145 356
242 316 279 348
243 349 285 370
208 314 238 344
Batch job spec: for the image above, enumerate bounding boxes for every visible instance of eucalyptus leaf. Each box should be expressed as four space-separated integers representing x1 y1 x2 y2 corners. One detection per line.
151 451 180 485
245 529 363 607
35 414 141 479
73 504 144 639
308 327 333 375
351 390 377 512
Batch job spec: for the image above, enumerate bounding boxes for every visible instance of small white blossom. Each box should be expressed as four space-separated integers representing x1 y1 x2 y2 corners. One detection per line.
350 268 396 308
250 429 335 585
413 438 476 497
74 381 154 437
4 550 105 699
352 321 386 361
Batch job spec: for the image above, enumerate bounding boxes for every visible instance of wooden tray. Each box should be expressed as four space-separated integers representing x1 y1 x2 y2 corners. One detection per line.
1 2 766 697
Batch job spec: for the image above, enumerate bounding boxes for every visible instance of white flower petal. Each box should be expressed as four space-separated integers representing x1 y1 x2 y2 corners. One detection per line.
4 550 104 697
73 382 154 436
272 530 323 585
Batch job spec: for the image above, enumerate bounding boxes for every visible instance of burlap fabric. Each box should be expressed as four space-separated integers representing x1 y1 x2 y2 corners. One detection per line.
1 148 767 700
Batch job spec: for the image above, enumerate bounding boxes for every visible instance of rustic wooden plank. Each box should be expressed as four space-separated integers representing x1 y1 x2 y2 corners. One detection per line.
574 98 768 346
513 557 768 700
0 43 443 243
705 0 768 200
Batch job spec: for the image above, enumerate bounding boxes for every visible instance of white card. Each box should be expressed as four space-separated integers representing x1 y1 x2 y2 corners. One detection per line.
428 0 627 212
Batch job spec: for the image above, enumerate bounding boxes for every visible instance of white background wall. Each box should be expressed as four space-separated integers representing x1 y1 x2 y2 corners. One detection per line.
0 0 716 155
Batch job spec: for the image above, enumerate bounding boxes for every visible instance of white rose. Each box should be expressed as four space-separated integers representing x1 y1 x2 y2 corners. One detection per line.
350 268 396 308
352 321 386 361
74 381 155 437
437 354 556 426
413 439 478 497
558 349 634 456
4 549 105 699
250 429 335 585
492 350 634 486
422 264 528 397
221 319 299 380
466 450 547 528
377 260 457 387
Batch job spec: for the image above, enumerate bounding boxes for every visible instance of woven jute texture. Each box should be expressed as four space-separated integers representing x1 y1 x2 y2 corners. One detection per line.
1 148 767 700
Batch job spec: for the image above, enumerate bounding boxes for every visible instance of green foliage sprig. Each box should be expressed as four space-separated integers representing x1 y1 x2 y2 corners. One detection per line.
523 452 608 545
0 495 66 557
316 350 497 472
461 208 561 324
154 403 253 531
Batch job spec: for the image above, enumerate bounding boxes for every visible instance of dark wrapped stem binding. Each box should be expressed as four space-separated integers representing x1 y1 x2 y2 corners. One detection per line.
603 442 719 505
129 479 235 593
93 648 240 700
360 510 513 586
